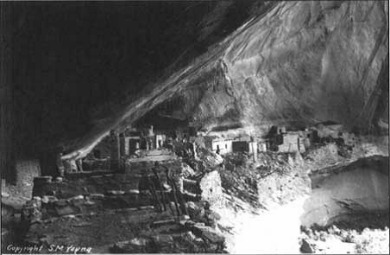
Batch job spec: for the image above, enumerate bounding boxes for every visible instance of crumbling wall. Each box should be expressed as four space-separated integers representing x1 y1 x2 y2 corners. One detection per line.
199 170 223 208
211 140 232 155
278 134 299 153
15 160 41 198
305 143 341 171
2 160 40 198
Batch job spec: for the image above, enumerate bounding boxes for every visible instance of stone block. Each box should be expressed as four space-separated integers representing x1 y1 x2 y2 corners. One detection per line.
192 224 225 244
151 234 174 247
127 189 139 194
201 228 225 244
186 201 205 220
112 238 151 253
54 200 68 207
182 231 197 241
206 210 221 221
41 196 58 204
15 160 41 198
55 205 77 216
178 214 190 221
106 190 125 195
68 195 84 200
139 205 154 210
151 218 176 227
1 191 10 198
89 193 105 199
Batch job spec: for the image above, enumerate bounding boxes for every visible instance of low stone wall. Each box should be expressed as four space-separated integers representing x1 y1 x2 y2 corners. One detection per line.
32 174 138 199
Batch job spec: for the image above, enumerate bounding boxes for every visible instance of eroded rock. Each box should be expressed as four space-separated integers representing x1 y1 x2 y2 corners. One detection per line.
199 171 223 207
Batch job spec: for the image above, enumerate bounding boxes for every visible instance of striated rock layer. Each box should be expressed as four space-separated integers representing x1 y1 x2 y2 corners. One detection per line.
2 1 388 160
157 1 389 134
301 156 389 227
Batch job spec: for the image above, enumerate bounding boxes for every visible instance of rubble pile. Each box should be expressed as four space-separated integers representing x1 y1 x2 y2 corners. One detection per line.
8 128 386 254
300 212 389 254
17 155 227 253
256 153 310 209
304 143 347 172
171 140 223 174
219 151 309 210
219 153 260 208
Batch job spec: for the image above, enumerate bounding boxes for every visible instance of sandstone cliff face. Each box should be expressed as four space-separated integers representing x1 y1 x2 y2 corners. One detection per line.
164 1 388 134
301 156 389 227
3 1 388 156
81 1 389 154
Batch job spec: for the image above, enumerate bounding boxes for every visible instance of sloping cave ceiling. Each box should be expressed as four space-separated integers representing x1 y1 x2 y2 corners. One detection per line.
1 1 389 163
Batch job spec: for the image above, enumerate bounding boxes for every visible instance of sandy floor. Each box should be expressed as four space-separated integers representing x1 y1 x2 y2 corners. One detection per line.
228 196 308 254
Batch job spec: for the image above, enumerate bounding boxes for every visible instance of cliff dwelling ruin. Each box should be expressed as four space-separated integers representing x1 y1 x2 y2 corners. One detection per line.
1 1 389 254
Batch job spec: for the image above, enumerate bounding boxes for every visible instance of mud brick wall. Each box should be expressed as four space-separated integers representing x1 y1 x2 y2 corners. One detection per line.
278 134 299 153
13 160 41 198
3 160 41 198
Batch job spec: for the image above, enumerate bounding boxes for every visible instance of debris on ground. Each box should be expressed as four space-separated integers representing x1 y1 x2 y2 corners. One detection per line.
3 134 388 254
8 151 228 254
300 212 389 254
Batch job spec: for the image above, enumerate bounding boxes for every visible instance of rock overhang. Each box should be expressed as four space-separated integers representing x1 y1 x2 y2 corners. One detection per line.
4 1 388 157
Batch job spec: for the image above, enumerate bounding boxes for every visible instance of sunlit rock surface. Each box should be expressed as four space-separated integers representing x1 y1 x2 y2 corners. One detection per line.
163 1 388 133
118 1 388 146
301 156 389 227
